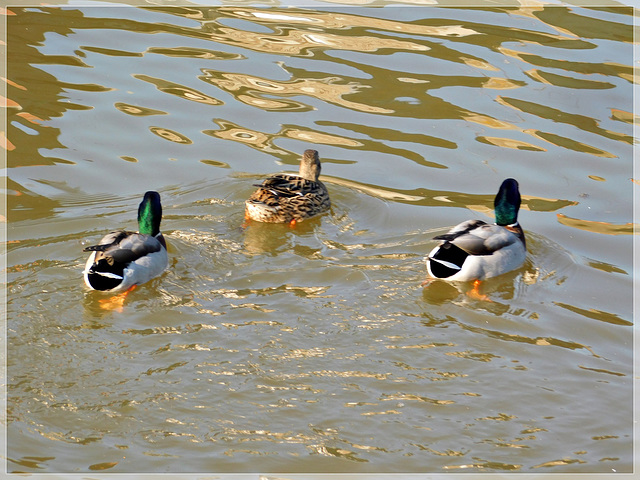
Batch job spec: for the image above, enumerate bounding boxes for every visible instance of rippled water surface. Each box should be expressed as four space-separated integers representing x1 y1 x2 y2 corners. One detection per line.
5 2 636 477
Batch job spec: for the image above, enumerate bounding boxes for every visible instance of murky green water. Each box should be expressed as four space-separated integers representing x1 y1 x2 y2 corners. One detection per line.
4 2 636 478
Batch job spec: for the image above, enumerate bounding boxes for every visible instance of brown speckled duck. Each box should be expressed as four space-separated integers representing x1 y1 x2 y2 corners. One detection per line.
245 149 331 225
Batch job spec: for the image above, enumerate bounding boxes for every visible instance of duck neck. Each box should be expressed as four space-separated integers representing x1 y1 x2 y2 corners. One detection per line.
494 182 520 226
138 194 162 236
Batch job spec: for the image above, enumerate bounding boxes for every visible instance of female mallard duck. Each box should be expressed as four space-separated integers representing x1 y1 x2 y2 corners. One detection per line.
426 178 526 284
245 149 331 225
83 191 168 293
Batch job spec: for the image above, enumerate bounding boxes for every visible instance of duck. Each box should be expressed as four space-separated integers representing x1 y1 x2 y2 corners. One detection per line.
245 149 331 225
83 191 168 294
425 178 526 287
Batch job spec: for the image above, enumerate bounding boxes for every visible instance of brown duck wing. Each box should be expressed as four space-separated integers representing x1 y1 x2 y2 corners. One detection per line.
246 173 330 223
254 174 321 198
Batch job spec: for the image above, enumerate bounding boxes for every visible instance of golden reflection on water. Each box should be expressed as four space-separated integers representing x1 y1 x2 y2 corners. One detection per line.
200 69 393 114
498 46 635 80
228 7 478 38
476 136 546 151
498 96 634 144
325 177 578 211
88 461 118 471
382 393 455 406
207 22 429 57
526 130 617 158
204 119 284 155
556 213 636 235
147 45 244 61
134 74 223 106
610 108 637 124
114 102 166 116
149 126 193 144
525 68 615 90
204 119 364 160
285 128 363 147
82 45 142 58
5 4 635 164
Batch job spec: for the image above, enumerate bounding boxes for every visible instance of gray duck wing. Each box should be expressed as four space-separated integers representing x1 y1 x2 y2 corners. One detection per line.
447 223 517 256
85 231 162 265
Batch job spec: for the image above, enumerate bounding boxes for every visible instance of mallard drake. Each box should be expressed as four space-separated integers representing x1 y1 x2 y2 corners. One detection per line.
426 178 526 284
83 191 168 293
245 149 331 224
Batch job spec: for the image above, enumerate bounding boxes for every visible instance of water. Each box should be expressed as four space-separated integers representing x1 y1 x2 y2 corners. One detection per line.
4 2 636 478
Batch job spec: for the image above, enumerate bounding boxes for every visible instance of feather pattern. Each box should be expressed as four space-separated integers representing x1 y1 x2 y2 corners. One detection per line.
245 150 331 223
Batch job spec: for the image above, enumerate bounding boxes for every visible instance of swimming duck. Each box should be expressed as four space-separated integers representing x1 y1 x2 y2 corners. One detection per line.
83 191 168 293
245 149 331 225
426 178 526 284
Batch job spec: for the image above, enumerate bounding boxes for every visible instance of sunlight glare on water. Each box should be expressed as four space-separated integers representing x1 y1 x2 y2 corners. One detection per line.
4 1 635 478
